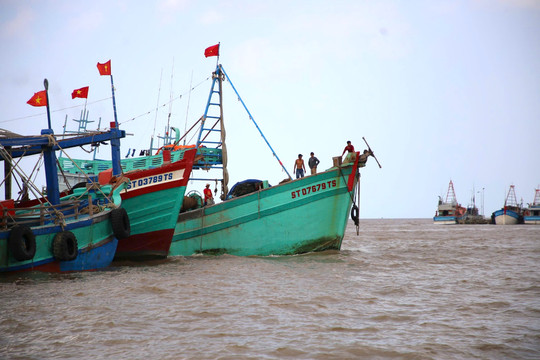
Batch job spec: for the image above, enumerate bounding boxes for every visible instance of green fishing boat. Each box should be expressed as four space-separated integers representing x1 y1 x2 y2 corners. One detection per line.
168 63 378 256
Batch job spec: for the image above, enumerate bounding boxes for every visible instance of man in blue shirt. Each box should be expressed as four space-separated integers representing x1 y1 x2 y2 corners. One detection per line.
308 152 320 175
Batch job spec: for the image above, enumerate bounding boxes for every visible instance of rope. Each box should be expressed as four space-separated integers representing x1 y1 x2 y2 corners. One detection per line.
51 138 115 205
120 76 210 126
80 204 102 214
0 97 112 124
0 146 47 205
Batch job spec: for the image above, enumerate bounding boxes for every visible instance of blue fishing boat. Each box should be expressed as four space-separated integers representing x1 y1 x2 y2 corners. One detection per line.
433 180 466 224
523 188 540 225
492 185 523 225
0 79 130 273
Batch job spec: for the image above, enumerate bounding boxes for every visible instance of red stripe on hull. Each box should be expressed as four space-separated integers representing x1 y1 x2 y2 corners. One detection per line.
15 262 62 273
114 229 174 261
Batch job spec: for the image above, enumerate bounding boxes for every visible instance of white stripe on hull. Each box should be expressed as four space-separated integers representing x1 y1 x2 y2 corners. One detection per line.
433 220 457 225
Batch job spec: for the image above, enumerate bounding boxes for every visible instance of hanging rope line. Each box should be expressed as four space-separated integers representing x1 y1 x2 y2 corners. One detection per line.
0 97 113 124
115 76 212 127
1 76 211 126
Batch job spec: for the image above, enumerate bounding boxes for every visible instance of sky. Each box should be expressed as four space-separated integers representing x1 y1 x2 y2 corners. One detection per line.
1 0 539 219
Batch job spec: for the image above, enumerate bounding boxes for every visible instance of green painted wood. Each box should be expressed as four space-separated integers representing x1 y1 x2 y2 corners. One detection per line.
122 185 187 236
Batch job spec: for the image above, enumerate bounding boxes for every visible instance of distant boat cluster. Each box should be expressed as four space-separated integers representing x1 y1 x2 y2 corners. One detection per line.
434 181 540 225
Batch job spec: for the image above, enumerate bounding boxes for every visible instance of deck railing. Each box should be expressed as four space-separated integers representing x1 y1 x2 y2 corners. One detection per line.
58 148 222 175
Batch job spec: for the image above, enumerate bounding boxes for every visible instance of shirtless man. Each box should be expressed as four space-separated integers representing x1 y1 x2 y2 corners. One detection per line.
293 154 306 179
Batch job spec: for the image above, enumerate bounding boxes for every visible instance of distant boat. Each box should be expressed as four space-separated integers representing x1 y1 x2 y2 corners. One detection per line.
457 188 489 224
523 188 540 225
433 180 466 224
0 126 130 273
492 185 523 225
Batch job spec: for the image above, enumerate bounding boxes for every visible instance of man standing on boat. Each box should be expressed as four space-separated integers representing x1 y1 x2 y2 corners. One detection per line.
342 140 356 163
308 152 320 175
204 184 214 206
294 154 306 179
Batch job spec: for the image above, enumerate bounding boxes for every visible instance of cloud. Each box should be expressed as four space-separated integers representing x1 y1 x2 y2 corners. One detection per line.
159 0 190 11
157 0 191 23
476 0 540 9
199 9 224 25
498 0 540 8
0 5 35 39
66 11 105 32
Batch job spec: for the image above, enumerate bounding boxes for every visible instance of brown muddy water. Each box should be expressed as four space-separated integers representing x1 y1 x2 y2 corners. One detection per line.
1 219 539 359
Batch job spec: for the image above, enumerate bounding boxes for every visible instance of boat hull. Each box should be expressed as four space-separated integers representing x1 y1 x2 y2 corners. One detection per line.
114 149 196 261
0 211 117 273
493 209 520 225
433 216 457 225
523 205 540 225
523 216 540 225
170 165 357 257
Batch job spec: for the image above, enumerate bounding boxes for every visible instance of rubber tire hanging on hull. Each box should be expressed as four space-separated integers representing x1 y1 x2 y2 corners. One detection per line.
111 208 130 239
351 205 359 226
53 231 78 261
8 225 36 261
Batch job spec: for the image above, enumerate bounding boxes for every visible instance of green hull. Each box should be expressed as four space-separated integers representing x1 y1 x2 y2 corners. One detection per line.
170 165 357 257
122 185 186 237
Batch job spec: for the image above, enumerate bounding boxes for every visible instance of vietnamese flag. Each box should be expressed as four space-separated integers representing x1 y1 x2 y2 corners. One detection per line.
97 60 111 75
204 43 219 57
71 86 89 99
27 90 47 107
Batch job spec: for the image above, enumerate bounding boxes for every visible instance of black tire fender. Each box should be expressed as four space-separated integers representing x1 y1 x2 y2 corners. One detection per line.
350 204 359 226
53 231 78 261
8 225 36 261
111 208 130 239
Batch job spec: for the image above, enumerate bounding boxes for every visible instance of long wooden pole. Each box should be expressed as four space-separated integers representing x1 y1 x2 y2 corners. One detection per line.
362 136 382 168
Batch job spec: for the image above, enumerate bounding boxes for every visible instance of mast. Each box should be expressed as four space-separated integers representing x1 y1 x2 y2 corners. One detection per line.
445 180 457 204
195 64 228 197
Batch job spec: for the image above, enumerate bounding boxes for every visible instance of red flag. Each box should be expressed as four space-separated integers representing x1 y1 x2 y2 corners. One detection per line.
204 44 220 58
27 90 47 107
71 86 89 99
97 60 111 75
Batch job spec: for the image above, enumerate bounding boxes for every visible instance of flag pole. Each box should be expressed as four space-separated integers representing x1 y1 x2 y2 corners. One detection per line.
108 71 122 177
44 78 52 130
216 42 220 68
110 75 119 128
